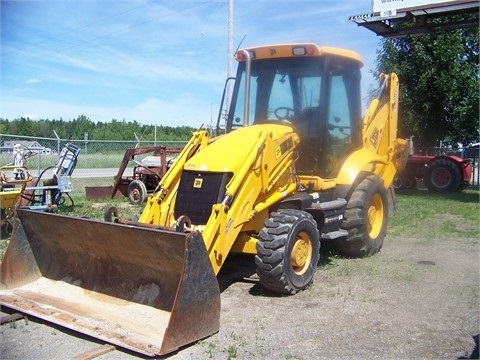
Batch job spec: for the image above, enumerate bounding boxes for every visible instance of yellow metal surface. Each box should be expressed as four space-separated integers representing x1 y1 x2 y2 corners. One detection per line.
0 189 23 209
230 233 258 254
290 231 313 276
335 148 386 185
367 193 384 239
0 166 33 218
297 176 338 192
236 43 364 66
199 125 299 274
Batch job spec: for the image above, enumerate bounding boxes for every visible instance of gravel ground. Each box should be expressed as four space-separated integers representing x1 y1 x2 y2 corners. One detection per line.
1 234 479 360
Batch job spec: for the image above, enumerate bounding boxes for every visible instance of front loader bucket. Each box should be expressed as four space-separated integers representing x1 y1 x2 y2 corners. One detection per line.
0 208 220 356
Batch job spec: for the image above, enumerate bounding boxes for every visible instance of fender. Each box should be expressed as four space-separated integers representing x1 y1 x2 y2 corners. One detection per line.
426 155 472 183
333 147 396 201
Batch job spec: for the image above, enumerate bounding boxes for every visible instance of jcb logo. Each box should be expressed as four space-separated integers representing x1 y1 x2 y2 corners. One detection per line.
193 178 203 188
275 146 282 158
370 128 379 148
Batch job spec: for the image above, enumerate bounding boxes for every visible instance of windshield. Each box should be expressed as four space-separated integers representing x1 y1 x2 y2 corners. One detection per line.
226 57 325 130
225 55 362 177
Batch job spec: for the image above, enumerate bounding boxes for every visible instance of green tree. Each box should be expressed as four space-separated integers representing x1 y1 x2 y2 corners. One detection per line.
374 23 479 148
1 116 196 142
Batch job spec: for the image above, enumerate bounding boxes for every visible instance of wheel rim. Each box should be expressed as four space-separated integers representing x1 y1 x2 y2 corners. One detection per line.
130 188 141 201
431 167 451 188
367 193 384 239
290 232 312 275
392 175 404 189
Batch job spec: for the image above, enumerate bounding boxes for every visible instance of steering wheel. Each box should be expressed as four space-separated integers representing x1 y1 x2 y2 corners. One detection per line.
274 107 295 121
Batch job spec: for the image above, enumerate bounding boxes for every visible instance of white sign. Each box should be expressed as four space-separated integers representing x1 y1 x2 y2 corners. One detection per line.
380 9 397 17
373 0 458 13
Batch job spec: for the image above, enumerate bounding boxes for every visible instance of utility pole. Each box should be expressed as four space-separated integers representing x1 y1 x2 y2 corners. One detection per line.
226 0 233 114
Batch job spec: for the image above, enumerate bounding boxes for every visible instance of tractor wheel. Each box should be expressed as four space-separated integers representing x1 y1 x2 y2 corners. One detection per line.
127 180 147 205
336 175 388 258
392 173 407 190
424 158 462 192
255 209 320 295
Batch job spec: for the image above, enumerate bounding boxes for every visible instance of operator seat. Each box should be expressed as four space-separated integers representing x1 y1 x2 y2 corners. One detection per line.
293 107 330 176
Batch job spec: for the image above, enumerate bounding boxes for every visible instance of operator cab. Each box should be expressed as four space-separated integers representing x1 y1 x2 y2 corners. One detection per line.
225 44 363 178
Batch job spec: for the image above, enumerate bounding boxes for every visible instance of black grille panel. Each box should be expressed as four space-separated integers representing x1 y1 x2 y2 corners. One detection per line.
175 171 230 224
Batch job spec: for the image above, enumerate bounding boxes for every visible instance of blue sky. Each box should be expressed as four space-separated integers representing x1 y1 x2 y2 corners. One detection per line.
1 1 383 128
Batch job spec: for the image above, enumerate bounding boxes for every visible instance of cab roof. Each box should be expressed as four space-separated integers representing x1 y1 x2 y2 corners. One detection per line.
235 43 364 67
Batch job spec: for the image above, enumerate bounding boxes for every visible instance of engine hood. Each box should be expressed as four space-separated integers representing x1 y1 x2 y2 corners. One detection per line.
183 123 297 173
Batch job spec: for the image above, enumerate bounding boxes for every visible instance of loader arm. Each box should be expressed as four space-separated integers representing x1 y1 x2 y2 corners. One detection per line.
200 125 299 274
138 130 210 225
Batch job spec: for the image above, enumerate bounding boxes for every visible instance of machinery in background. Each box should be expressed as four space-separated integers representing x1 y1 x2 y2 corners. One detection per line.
0 143 80 237
393 138 472 192
85 146 182 205
0 165 33 237
18 142 81 209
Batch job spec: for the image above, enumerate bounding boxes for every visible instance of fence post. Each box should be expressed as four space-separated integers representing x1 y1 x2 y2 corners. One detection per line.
53 130 60 154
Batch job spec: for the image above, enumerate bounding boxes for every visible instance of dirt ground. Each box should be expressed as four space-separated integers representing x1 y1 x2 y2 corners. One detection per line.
1 233 479 360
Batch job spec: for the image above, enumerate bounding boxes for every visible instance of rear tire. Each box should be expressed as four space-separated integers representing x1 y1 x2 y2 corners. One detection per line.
424 158 462 192
127 180 147 205
336 175 388 257
255 209 320 295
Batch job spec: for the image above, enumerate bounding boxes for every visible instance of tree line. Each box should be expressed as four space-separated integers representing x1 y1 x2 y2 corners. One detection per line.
0 115 196 142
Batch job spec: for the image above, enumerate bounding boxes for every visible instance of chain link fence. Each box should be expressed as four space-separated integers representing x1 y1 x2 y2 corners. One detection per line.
0 133 188 194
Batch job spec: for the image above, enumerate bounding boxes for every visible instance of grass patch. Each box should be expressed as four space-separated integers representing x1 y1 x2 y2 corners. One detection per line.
390 187 479 239
59 193 144 220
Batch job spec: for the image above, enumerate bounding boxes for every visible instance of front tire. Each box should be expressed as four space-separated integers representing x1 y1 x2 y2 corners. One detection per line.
336 175 388 257
255 209 320 294
127 180 147 205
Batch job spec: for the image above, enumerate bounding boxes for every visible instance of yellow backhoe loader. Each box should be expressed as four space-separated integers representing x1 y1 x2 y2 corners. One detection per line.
0 43 408 356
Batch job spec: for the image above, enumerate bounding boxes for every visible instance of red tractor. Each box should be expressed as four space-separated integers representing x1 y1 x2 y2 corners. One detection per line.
393 145 472 192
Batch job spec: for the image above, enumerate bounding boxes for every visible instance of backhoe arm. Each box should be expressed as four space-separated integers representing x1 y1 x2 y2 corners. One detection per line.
361 73 408 186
